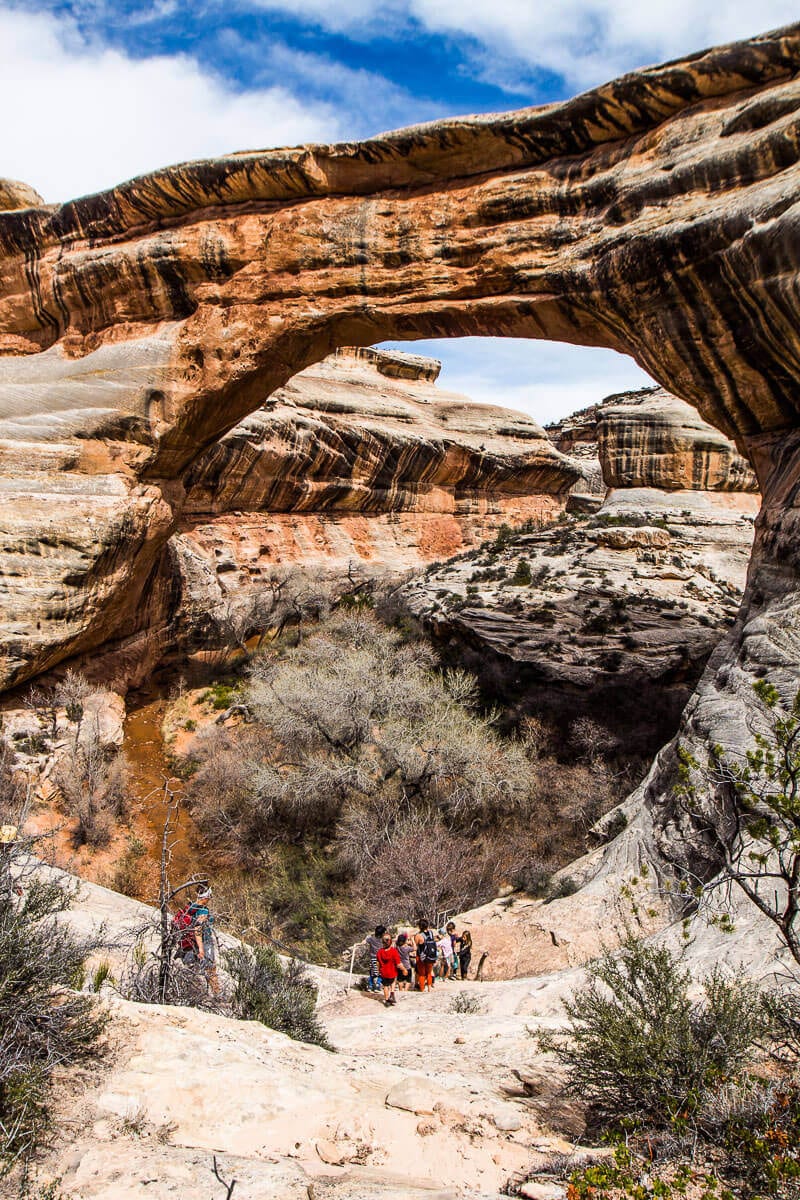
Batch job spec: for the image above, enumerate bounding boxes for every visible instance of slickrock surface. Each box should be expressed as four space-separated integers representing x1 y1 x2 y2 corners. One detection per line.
1 25 800 959
34 864 791 1197
38 876 580 1199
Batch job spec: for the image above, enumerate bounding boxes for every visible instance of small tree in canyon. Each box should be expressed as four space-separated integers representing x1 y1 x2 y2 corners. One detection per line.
675 678 800 968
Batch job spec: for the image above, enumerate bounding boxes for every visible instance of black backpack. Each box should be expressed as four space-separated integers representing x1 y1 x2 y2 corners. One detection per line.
418 930 438 963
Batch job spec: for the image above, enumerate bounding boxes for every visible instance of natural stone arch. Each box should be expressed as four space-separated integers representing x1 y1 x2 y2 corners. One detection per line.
0 23 798 965
0 23 799 488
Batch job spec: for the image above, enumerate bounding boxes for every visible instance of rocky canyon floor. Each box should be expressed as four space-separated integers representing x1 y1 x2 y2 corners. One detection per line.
37 877 584 1200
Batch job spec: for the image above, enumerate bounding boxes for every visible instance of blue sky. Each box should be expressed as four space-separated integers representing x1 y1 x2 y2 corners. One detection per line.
1 0 796 423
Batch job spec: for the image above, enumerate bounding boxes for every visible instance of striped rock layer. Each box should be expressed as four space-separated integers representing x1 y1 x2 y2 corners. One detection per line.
1 25 800 947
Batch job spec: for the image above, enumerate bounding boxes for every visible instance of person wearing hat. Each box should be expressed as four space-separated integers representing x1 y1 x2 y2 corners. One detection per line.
188 884 220 995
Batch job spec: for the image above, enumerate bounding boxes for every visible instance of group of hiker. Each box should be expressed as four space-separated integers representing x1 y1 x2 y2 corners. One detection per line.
364 919 474 1007
169 887 474 1010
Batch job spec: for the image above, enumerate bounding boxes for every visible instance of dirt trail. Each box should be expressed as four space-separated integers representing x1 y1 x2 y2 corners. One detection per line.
122 690 198 889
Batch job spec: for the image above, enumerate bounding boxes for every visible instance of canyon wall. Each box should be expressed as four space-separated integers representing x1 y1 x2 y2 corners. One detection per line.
404 386 759 753
79 348 578 688
1 24 800 959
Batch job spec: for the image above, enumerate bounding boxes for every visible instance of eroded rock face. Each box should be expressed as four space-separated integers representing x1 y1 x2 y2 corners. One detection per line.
0 26 799 960
597 388 758 493
182 348 576 519
402 489 758 754
0 348 576 691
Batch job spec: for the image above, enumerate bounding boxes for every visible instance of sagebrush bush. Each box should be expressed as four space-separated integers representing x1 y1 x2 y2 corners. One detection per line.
226 946 332 1050
539 936 764 1131
0 754 107 1174
53 725 128 849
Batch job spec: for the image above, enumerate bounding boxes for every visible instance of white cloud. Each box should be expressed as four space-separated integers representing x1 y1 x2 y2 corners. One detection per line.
378 338 656 425
408 0 800 90
216 31 436 133
239 0 800 92
0 5 342 202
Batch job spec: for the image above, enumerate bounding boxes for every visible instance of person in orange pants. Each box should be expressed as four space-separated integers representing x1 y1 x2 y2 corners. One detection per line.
414 919 437 992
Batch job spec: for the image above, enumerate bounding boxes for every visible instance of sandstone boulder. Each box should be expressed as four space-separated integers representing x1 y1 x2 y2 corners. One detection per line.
0 177 44 211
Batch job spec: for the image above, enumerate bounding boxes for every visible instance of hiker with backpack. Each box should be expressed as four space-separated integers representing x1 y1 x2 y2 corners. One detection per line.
414 919 437 992
173 884 220 995
172 899 197 964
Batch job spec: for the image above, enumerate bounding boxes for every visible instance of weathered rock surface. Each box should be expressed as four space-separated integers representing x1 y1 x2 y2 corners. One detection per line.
182 347 576 517
597 387 758 492
0 26 799 963
0 348 575 691
406 373 766 917
0 177 44 211
549 386 758 495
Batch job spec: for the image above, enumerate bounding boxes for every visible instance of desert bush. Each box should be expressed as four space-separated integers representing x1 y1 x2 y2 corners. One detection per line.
0 768 107 1174
53 724 128 849
109 836 147 898
226 945 332 1049
510 854 557 896
121 950 214 1010
448 990 484 1014
189 611 537 862
351 811 499 920
762 987 800 1064
539 936 764 1131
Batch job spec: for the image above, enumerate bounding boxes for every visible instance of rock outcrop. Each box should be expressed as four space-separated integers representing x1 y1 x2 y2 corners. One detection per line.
2 348 575 691
0 178 44 211
596 387 759 493
403 489 758 754
1 25 800 959
404 384 759 751
549 386 759 495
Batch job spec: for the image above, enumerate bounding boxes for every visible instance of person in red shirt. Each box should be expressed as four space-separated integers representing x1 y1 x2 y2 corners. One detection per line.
376 932 402 1007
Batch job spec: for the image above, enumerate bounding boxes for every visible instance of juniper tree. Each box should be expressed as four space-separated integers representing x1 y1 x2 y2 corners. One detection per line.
675 678 800 967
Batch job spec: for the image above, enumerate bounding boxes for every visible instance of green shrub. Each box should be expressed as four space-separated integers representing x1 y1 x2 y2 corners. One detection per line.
511 558 532 586
226 945 332 1050
200 682 239 711
0 867 107 1175
538 936 763 1132
91 961 114 992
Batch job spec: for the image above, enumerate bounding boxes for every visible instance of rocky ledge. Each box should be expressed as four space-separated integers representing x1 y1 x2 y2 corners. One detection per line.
402 490 757 753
